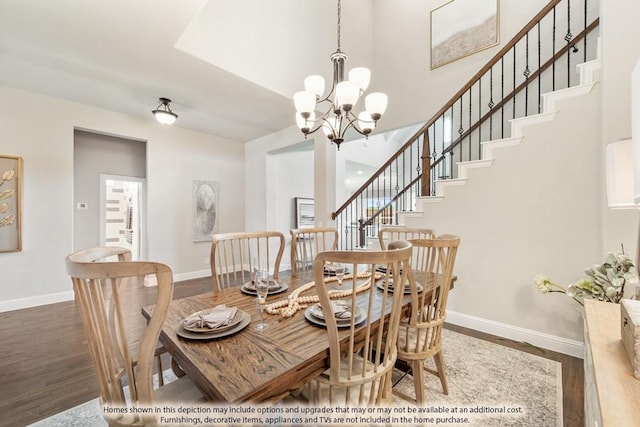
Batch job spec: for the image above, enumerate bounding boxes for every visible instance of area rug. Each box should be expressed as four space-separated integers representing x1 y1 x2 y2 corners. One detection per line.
30 329 562 427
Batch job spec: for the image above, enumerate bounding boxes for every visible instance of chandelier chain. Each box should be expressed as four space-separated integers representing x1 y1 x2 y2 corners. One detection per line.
337 0 341 51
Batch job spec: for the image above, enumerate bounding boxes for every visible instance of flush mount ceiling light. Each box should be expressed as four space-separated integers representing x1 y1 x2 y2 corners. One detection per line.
293 0 388 150
152 97 178 125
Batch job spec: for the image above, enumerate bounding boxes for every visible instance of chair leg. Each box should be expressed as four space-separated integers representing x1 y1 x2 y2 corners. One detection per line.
156 354 164 386
171 357 186 378
411 360 426 406
434 351 449 395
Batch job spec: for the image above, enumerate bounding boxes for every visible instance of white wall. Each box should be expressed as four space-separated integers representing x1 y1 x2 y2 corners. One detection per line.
0 85 244 311
600 0 640 258
372 0 561 133
403 83 602 354
274 150 315 270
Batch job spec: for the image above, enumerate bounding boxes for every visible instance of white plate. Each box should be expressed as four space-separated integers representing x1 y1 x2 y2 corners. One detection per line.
241 280 289 296
177 311 250 340
376 280 423 295
304 306 366 328
182 308 244 333
308 302 364 321
323 267 350 276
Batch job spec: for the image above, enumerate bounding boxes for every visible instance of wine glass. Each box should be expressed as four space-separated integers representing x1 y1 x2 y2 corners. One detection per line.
335 263 345 285
251 258 260 285
254 269 269 331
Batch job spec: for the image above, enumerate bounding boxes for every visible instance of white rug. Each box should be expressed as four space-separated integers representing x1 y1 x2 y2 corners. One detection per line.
30 329 562 427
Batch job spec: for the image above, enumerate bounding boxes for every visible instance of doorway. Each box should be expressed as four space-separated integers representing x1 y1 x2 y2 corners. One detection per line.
73 129 147 256
99 175 146 260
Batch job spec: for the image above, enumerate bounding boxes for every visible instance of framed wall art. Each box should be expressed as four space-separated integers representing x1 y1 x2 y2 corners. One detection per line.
430 0 499 69
0 155 22 252
295 197 314 229
193 180 219 242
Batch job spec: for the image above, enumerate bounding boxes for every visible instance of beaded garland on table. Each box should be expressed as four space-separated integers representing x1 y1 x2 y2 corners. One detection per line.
264 270 382 318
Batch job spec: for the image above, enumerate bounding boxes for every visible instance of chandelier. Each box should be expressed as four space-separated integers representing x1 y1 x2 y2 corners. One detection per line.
293 0 387 150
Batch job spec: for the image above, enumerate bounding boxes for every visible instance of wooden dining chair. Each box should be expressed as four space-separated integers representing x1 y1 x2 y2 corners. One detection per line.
210 230 285 292
304 240 413 406
394 235 460 405
378 226 436 271
66 247 203 426
290 227 339 278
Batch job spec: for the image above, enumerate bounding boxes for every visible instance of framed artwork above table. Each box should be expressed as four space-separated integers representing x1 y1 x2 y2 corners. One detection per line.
0 154 22 252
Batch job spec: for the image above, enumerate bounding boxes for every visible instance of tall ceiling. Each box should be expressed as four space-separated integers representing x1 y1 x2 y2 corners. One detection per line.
0 0 373 142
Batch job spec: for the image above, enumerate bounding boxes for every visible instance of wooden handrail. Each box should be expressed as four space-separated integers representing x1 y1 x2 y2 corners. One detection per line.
332 0 563 220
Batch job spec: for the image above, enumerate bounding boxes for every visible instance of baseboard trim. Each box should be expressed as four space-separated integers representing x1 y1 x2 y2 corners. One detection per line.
447 310 584 359
174 269 211 282
0 270 213 312
0 291 75 313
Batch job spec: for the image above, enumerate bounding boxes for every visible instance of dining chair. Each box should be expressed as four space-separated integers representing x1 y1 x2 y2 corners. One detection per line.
66 246 203 426
394 234 460 405
378 226 435 271
210 230 285 292
304 240 413 406
290 227 339 278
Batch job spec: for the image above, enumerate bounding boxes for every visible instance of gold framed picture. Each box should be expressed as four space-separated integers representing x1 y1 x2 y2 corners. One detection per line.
0 154 22 252
430 0 500 69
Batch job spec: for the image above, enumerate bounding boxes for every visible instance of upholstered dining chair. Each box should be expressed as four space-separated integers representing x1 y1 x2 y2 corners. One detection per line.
66 246 203 426
378 226 435 271
394 235 460 405
304 240 413 406
290 227 339 278
210 231 285 292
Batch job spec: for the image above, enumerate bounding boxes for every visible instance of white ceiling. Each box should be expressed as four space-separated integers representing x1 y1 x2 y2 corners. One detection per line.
0 0 372 142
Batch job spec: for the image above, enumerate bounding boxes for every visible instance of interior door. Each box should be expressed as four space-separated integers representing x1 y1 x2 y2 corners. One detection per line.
99 174 146 260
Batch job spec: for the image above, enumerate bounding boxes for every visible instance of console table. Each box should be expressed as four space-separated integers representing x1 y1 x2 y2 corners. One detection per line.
583 299 640 426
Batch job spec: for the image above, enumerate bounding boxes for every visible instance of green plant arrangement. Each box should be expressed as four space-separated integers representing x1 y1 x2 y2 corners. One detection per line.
534 252 639 306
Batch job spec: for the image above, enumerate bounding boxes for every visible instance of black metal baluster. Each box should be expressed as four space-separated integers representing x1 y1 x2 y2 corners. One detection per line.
395 157 399 221
566 0 573 86
432 146 437 197
409 142 414 196
501 57 505 138
440 114 445 178
538 21 542 113
583 0 587 62
512 44 516 120
524 32 530 116
459 98 464 163
402 151 407 211
552 6 557 91
489 66 494 140
478 77 482 159
468 88 472 161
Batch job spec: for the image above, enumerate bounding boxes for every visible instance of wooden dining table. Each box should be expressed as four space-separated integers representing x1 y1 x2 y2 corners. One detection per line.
142 270 418 403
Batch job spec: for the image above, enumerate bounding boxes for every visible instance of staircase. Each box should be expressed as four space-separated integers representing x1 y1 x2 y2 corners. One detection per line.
332 0 600 250
403 57 600 222
399 55 601 359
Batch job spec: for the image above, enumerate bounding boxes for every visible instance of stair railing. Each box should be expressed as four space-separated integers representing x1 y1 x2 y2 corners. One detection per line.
332 0 599 249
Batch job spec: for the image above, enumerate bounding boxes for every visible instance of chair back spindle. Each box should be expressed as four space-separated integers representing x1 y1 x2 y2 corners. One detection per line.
290 227 339 277
210 231 285 292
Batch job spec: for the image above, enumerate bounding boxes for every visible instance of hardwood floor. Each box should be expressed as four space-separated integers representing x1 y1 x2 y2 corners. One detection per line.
0 275 584 427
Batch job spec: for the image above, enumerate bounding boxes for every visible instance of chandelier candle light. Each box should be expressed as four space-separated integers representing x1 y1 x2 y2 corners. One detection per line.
294 0 387 150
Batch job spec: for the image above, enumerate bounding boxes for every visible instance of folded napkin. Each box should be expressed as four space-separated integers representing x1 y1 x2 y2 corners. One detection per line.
388 278 410 289
331 301 353 320
246 279 281 291
182 305 238 330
